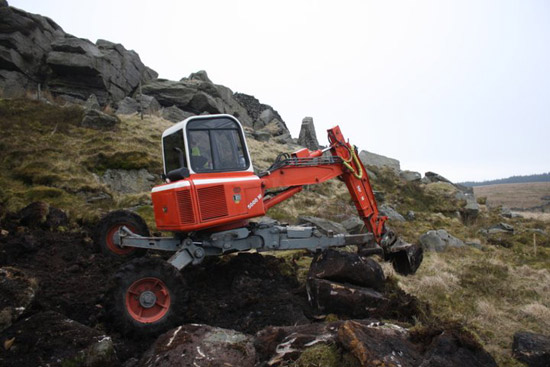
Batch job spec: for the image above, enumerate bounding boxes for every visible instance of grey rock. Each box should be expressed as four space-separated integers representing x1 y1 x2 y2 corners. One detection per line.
17 201 68 229
500 207 520 218
400 170 421 182
257 108 277 128
0 267 38 332
0 5 155 104
528 228 548 236
298 216 347 235
135 94 160 114
256 320 497 367
341 215 365 234
487 222 514 234
406 210 415 221
366 168 378 180
2 311 119 367
252 130 271 142
462 193 480 222
306 277 388 318
101 169 155 194
466 240 483 250
116 97 139 115
275 132 293 144
0 70 31 97
234 92 287 130
139 324 255 367
143 72 253 126
308 249 385 291
47 37 155 105
359 150 400 173
513 331 550 367
298 116 320 150
379 204 405 222
81 109 119 129
161 105 194 122
84 94 100 110
424 171 453 184
501 206 513 218
84 336 116 367
187 69 212 83
419 229 465 251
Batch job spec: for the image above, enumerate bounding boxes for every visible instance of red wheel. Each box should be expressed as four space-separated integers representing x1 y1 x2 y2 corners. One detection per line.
107 258 187 336
95 210 149 258
125 277 171 323
105 224 136 256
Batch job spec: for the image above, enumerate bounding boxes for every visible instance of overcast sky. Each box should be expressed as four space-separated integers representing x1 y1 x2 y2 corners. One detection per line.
11 0 550 182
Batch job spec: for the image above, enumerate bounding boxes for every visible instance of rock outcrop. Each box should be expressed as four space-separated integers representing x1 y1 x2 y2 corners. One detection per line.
419 229 465 252
0 3 156 105
298 116 320 150
513 331 550 367
139 324 256 367
359 150 401 173
1 311 118 367
256 319 497 367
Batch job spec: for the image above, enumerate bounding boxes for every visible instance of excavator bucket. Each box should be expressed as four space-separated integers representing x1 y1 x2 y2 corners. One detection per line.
385 239 423 275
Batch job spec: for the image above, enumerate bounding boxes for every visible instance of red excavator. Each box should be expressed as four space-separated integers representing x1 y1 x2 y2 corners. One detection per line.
95 114 423 335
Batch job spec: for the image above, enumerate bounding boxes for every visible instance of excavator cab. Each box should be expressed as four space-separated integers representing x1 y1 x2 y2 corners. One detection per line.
162 115 251 178
152 115 265 232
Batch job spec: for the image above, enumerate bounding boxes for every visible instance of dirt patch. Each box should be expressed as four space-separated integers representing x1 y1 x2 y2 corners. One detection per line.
0 211 425 365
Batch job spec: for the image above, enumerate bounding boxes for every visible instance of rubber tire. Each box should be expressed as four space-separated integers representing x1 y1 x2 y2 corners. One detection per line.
106 257 187 337
94 210 149 258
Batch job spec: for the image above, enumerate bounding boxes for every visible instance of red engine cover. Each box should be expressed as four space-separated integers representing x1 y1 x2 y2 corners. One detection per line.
152 172 265 232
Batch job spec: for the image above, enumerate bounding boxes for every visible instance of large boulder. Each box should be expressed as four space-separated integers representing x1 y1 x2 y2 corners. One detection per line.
307 277 388 318
379 204 406 222
400 170 421 182
513 331 550 367
0 3 156 104
138 324 256 367
47 38 157 105
298 216 347 235
81 108 120 129
0 4 65 96
298 116 320 150
142 71 253 126
359 150 400 173
161 105 194 122
419 229 465 252
308 250 385 291
341 215 365 234
100 168 156 194
1 311 118 367
306 250 387 318
17 201 68 230
234 92 286 129
255 319 497 367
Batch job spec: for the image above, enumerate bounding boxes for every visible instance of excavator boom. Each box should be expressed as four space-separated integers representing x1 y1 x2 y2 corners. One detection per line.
259 125 422 274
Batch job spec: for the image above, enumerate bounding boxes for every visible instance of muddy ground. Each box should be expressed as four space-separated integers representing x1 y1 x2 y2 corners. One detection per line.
0 206 424 366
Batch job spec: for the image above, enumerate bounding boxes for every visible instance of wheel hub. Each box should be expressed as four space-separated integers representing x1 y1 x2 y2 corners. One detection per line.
139 290 157 308
126 277 171 323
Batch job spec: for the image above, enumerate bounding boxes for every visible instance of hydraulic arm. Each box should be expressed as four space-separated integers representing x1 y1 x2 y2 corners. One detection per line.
259 126 422 274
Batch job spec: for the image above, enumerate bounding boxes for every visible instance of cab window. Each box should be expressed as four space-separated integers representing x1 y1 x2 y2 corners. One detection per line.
187 117 249 172
163 129 186 173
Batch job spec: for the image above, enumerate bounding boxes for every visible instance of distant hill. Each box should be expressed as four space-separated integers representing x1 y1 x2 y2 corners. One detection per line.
460 172 550 187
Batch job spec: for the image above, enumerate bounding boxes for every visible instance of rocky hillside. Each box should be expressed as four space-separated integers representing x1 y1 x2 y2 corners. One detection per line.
1 2 550 367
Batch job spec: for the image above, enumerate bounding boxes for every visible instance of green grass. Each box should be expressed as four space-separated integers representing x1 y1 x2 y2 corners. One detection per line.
0 98 171 223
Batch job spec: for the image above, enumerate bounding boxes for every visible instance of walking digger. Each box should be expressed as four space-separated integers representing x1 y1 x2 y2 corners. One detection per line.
95 114 423 335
